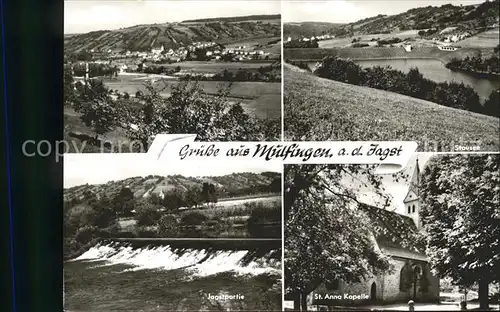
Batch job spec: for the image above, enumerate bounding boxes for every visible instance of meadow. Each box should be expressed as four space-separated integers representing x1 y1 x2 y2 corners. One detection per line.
459 29 500 48
157 60 277 73
284 64 499 152
103 77 281 119
285 46 493 62
65 70 281 152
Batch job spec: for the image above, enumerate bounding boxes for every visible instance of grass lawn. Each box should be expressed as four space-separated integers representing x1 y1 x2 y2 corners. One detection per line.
157 61 276 73
65 260 281 311
284 64 499 152
64 107 132 153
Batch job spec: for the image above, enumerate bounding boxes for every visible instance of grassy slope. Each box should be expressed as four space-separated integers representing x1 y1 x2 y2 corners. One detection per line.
284 64 499 152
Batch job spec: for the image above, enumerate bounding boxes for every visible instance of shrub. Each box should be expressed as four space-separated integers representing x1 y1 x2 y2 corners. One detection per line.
352 43 369 48
180 211 208 226
135 203 162 226
284 40 319 49
484 89 500 118
75 225 99 245
246 202 281 238
157 214 180 237
65 204 96 236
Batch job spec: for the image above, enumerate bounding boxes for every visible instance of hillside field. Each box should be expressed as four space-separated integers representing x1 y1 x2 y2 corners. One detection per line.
459 29 500 48
318 30 422 48
284 64 499 152
284 22 344 39
64 15 281 53
285 46 495 62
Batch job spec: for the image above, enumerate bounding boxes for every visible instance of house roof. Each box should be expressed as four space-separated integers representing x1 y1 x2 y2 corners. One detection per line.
359 203 425 257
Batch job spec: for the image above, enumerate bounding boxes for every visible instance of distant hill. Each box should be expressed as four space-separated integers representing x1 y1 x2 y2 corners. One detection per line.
332 0 499 36
284 63 499 151
183 14 281 23
63 172 281 201
64 15 281 53
284 22 344 38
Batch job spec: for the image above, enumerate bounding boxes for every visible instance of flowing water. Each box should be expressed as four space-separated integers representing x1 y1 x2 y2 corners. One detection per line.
71 242 281 276
64 241 282 311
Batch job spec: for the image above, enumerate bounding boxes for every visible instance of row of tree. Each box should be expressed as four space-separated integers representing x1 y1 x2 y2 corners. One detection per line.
139 64 181 75
446 50 500 75
134 201 281 239
376 37 402 46
66 63 119 79
314 56 499 117
180 66 281 83
284 40 319 49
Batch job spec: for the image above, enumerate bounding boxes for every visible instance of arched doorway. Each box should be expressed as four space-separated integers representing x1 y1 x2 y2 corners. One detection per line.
370 282 377 301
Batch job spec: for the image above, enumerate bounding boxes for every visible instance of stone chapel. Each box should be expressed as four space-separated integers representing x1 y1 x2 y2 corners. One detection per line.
309 159 440 307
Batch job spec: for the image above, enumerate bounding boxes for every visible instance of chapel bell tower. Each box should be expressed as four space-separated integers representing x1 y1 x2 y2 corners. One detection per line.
404 158 421 229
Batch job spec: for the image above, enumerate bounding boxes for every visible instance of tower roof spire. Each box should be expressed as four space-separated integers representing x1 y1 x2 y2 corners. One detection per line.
416 157 420 186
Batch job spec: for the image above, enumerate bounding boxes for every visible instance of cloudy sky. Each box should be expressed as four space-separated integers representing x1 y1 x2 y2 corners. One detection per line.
283 0 486 23
65 0 281 34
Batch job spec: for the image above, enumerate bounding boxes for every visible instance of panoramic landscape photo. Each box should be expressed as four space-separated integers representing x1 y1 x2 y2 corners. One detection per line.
64 1 282 153
283 0 500 151
284 154 499 311
63 154 282 311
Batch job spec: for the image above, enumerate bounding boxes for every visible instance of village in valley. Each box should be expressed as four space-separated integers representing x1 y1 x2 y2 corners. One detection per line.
86 40 273 75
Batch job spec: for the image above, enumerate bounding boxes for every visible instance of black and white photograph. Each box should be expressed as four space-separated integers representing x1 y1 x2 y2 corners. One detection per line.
63 155 282 311
283 0 500 151
63 1 282 153
284 154 500 311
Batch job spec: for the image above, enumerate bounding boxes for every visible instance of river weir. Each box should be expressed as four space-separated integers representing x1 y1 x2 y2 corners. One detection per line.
69 239 281 277
64 239 282 311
